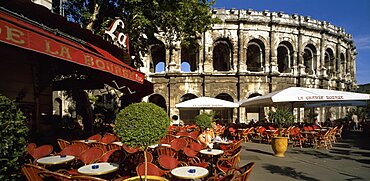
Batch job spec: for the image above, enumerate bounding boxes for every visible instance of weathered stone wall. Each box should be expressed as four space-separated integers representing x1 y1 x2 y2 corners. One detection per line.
142 9 357 123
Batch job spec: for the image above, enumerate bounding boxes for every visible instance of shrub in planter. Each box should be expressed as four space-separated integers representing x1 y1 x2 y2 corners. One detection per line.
194 113 212 131
114 102 170 179
268 107 294 157
0 94 29 180
268 107 294 136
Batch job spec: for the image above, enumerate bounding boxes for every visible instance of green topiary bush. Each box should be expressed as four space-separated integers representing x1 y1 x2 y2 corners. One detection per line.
194 113 212 131
0 94 29 180
114 102 170 149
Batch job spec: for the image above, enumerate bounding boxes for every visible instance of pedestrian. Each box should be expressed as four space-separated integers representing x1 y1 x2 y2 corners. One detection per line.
314 118 321 128
352 114 359 130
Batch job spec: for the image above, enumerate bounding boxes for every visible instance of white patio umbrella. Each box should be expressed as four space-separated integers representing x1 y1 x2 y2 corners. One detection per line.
175 96 239 109
239 87 370 107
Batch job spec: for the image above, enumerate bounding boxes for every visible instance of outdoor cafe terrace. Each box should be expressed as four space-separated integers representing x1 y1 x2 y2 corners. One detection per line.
22 121 355 181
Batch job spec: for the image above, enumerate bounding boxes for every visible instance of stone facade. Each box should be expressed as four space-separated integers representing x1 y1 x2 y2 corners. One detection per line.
140 9 357 123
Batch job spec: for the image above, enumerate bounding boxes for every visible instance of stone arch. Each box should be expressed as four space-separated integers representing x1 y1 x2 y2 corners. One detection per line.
303 43 318 75
181 43 199 72
301 40 319 51
246 39 265 72
213 38 233 71
209 88 237 101
324 47 335 76
246 35 269 49
149 41 166 73
248 93 262 98
148 94 167 111
277 41 294 73
179 93 199 124
215 93 235 123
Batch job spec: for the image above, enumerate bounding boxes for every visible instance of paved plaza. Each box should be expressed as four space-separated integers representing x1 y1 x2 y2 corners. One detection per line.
239 131 370 181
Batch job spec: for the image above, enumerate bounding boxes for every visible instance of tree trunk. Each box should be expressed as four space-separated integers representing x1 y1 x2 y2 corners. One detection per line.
73 90 94 137
144 149 148 181
86 3 100 31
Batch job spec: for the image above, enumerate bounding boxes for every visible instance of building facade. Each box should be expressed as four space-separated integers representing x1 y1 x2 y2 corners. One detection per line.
141 9 357 123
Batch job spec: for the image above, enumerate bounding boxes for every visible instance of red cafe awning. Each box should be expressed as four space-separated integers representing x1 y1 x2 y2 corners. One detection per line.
0 10 145 84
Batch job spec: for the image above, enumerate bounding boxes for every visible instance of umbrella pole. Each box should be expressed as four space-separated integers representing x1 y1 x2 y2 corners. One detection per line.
290 102 294 117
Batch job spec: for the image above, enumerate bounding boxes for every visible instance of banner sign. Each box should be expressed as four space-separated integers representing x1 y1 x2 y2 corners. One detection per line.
0 12 144 84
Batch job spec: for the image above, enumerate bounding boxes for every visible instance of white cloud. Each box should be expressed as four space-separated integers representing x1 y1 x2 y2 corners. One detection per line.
354 35 370 50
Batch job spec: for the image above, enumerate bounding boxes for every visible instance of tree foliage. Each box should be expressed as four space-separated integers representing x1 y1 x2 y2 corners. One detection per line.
194 113 212 131
0 94 29 180
63 0 218 67
307 111 318 123
113 102 170 149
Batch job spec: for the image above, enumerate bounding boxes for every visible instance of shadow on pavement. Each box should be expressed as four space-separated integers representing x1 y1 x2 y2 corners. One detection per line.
289 149 346 160
262 164 320 181
337 171 363 180
356 159 370 165
342 131 370 151
245 148 273 156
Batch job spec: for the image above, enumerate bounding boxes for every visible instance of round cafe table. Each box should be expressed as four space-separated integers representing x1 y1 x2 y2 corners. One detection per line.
214 140 232 145
112 141 123 146
148 143 171 149
171 166 209 180
78 162 119 176
36 155 75 165
200 149 224 156
77 139 97 143
200 149 224 176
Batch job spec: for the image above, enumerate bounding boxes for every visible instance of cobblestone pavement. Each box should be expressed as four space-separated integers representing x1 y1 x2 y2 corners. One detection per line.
239 131 370 181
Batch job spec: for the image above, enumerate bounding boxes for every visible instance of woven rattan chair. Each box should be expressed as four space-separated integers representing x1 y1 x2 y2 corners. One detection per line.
21 163 48 181
72 175 108 181
136 162 166 177
29 144 54 163
100 133 117 144
57 139 71 150
87 134 102 141
38 170 72 180
232 162 255 181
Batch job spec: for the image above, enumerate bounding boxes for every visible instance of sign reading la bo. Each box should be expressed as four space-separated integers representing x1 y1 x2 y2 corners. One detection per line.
104 19 128 49
0 15 143 84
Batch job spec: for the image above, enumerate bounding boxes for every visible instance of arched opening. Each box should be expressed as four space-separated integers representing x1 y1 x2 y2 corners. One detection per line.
344 51 348 74
155 62 165 72
213 40 232 71
248 93 262 98
303 44 317 75
324 48 335 76
181 44 198 72
179 94 199 124
150 42 166 73
340 53 345 74
246 39 265 72
214 93 234 124
181 62 191 72
53 97 62 116
245 93 262 124
277 41 294 73
148 94 167 111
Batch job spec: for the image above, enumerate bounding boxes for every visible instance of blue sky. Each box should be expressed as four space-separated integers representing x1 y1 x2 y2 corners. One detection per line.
213 0 370 85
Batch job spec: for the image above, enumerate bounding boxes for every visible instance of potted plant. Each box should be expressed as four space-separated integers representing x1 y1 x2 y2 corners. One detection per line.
307 111 318 124
114 102 170 181
267 107 294 157
194 113 212 131
0 94 29 179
